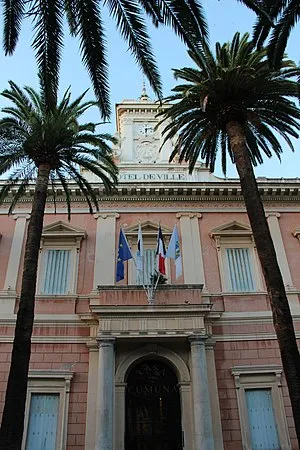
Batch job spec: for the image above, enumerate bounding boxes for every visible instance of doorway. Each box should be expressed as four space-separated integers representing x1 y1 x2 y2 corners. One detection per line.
125 359 183 450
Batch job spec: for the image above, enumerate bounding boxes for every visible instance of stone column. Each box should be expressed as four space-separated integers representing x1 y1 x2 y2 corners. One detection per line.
4 214 30 292
189 335 214 450
93 213 119 290
177 213 207 289
96 337 115 450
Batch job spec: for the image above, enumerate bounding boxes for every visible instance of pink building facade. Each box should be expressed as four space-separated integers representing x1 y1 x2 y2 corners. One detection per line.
0 94 300 450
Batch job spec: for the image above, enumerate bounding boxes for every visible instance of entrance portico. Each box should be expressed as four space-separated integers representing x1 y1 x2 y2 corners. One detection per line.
82 288 223 450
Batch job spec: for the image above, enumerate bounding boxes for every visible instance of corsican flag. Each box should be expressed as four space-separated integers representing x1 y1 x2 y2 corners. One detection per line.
166 225 182 279
116 228 133 282
156 225 166 275
136 223 144 273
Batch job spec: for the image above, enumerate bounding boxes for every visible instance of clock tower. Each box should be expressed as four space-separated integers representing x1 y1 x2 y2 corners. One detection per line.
113 87 173 165
83 87 215 183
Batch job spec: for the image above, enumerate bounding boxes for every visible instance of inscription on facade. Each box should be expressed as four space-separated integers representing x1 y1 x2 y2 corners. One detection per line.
119 172 187 182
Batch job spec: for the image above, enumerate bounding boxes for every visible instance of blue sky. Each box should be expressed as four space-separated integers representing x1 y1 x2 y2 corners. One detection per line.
0 0 299 178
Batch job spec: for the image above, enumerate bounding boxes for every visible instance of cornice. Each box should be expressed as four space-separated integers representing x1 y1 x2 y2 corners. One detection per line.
1 179 300 205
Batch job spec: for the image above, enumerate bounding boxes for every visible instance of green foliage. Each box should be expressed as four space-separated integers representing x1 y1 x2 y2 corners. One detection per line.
238 0 300 69
149 270 168 285
0 81 118 217
158 32 300 175
2 0 209 118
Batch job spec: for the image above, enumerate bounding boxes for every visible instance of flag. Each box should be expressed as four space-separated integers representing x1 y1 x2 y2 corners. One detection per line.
116 228 133 282
136 224 144 273
166 225 182 279
156 225 166 275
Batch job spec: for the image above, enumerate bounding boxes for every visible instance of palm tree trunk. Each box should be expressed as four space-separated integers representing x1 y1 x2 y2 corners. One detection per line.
0 163 51 450
226 120 300 444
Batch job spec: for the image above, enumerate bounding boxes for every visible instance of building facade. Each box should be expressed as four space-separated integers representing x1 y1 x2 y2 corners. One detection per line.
0 93 300 450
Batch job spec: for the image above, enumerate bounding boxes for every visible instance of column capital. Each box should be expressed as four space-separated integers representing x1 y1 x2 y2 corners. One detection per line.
97 336 116 348
176 212 202 219
12 213 30 220
266 212 280 219
86 339 99 351
205 337 217 350
93 212 120 220
188 333 208 346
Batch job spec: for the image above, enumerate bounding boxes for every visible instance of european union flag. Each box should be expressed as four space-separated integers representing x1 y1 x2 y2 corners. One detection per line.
116 228 133 282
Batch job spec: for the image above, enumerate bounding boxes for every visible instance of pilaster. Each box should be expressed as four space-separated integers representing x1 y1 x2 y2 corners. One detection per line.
93 213 119 290
4 214 30 293
266 213 298 307
0 214 30 314
85 340 99 450
177 213 207 289
115 382 126 450
206 339 224 450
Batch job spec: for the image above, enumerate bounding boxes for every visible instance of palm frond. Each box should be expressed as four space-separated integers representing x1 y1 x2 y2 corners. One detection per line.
158 31 300 176
30 0 64 108
72 0 110 119
2 0 25 54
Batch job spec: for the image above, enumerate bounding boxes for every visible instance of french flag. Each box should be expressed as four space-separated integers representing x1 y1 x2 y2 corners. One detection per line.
156 225 166 275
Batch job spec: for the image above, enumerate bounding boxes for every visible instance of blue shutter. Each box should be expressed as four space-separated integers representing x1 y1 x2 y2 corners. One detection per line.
136 249 156 285
42 250 71 294
245 389 281 450
25 393 59 450
226 248 255 292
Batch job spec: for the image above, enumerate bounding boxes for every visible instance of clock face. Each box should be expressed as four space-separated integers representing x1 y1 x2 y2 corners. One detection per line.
138 123 154 136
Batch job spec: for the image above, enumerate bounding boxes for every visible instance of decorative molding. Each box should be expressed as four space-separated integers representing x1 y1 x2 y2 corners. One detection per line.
41 220 86 248
124 220 172 236
12 213 30 220
93 212 120 220
28 369 74 381
115 345 190 383
211 220 252 240
176 212 202 219
87 304 213 338
292 226 300 241
266 212 281 219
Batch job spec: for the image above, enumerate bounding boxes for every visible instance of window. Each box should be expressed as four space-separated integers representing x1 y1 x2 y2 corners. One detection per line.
245 388 280 449
26 394 60 450
42 250 71 294
232 365 291 450
37 221 86 295
225 247 255 292
22 370 73 450
125 221 171 285
211 221 262 293
136 248 157 285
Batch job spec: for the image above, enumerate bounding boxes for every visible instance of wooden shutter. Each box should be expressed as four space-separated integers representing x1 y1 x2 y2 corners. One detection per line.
25 393 59 450
245 389 280 450
226 248 255 292
42 250 71 294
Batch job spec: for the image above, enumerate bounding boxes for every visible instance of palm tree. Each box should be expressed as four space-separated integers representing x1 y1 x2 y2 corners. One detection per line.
1 0 208 118
0 81 118 450
238 0 300 68
158 32 300 444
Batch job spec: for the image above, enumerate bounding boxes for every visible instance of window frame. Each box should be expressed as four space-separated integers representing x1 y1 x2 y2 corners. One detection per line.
37 221 86 296
211 221 263 293
22 370 73 450
232 365 291 450
125 222 172 285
